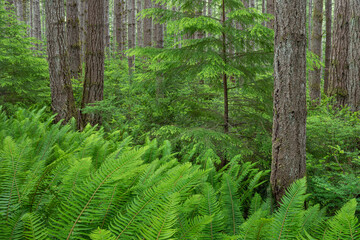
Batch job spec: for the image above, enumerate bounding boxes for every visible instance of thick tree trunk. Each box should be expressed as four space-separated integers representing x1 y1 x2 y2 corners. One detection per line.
309 0 323 104
128 0 135 73
143 0 152 47
271 0 307 203
81 0 105 127
348 0 360 112
45 0 77 124
324 0 332 95
328 0 350 107
136 0 143 47
266 0 274 29
67 0 82 80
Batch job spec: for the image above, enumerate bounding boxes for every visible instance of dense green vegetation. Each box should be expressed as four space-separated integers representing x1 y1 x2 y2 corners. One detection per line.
0 109 359 239
0 0 359 239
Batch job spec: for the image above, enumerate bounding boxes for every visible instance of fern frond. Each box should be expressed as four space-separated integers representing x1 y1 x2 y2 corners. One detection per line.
22 212 48 240
89 228 116 240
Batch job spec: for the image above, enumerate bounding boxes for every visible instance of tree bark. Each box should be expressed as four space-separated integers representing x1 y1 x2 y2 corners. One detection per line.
348 0 360 111
128 0 135 73
309 0 323 104
136 0 143 47
45 0 77 124
271 0 307 203
308 0 313 49
328 0 350 107
154 3 164 48
33 0 41 49
143 0 152 47
324 0 332 95
79 0 88 64
67 0 82 80
114 0 124 53
81 0 105 127
266 0 274 29
104 0 110 49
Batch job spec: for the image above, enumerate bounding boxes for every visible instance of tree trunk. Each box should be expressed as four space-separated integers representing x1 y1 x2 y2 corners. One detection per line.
328 0 350 107
127 0 135 73
45 0 77 124
79 0 88 64
104 0 110 49
114 0 124 53
308 0 313 49
309 0 323 104
67 0 82 80
33 0 41 49
143 0 152 47
266 0 274 29
154 3 164 48
81 0 105 127
324 0 332 95
136 0 143 47
348 0 360 111
271 0 307 203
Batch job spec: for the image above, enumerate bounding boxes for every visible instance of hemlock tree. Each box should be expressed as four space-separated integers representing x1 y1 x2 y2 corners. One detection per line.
271 0 307 203
309 0 323 104
348 0 360 112
328 0 349 107
81 0 105 127
45 0 77 123
324 0 332 95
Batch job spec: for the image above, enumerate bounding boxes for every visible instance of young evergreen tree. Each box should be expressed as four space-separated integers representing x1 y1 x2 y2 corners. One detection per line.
45 0 77 123
348 0 360 111
271 0 307 203
309 0 323 104
81 0 105 127
324 0 332 95
328 0 349 107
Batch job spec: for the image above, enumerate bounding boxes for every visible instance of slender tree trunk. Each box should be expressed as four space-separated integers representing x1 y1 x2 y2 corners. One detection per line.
67 0 82 80
154 3 164 48
128 0 135 73
309 0 323 104
328 0 350 107
29 0 33 37
79 0 88 64
104 0 110 49
271 0 307 203
308 0 313 48
45 0 77 124
114 0 123 53
143 0 152 47
81 0 105 127
33 0 41 49
324 0 332 95
348 0 360 111
266 0 274 29
136 0 143 47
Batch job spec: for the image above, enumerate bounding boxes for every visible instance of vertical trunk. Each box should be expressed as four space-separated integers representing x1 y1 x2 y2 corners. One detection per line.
29 0 33 37
67 0 82 80
266 0 274 29
79 0 88 64
328 0 349 107
154 3 164 48
16 0 23 21
262 0 266 14
104 0 110 49
348 0 360 111
250 0 255 8
45 0 77 124
136 0 143 47
33 0 41 49
114 0 123 52
143 0 152 47
271 0 307 203
81 0 105 127
308 0 313 49
324 0 332 95
309 0 324 104
127 0 135 72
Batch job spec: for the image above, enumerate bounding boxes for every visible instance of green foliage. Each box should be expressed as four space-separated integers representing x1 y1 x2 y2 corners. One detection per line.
0 3 49 111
